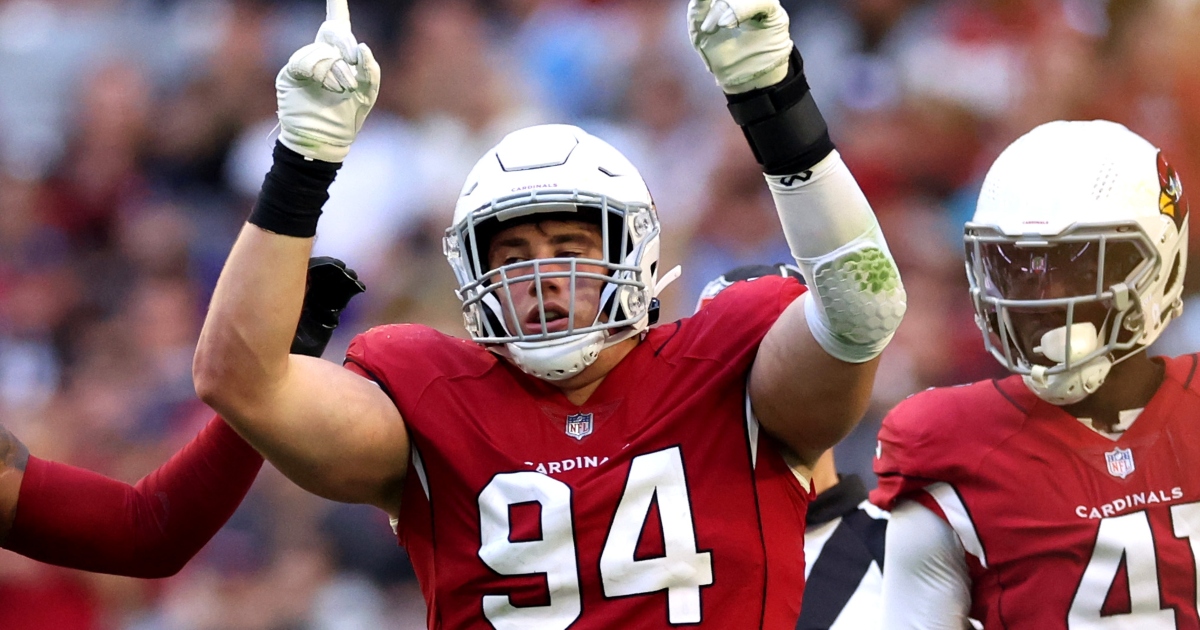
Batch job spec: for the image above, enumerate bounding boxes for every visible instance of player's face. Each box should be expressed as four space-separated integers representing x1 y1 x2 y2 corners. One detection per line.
486 219 608 336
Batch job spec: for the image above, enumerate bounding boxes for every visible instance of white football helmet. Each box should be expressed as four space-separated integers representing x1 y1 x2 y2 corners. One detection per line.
965 120 1188 405
444 124 668 381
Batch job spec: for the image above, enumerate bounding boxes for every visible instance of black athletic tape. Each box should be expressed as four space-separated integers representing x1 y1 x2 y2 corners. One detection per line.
248 142 342 238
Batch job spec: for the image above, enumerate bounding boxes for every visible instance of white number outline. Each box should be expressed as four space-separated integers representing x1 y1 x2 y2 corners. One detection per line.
599 446 714 625
1066 502 1200 628
476 446 714 628
478 471 583 630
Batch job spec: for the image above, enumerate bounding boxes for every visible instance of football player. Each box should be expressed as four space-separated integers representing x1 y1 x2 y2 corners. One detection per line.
872 120 1194 628
192 0 906 626
698 265 888 630
0 257 362 577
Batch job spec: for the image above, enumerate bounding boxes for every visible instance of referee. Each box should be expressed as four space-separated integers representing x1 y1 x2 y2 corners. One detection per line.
797 454 888 629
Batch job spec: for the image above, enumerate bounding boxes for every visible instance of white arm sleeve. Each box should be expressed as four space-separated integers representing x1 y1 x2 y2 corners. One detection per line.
882 500 974 630
767 151 906 363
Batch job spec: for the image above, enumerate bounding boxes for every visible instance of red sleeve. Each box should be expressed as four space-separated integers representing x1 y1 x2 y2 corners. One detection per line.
4 415 263 578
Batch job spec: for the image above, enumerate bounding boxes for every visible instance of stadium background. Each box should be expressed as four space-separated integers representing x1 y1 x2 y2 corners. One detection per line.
0 0 1197 627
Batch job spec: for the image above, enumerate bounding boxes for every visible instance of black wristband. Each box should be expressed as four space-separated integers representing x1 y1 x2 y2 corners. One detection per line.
726 48 835 176
248 142 342 238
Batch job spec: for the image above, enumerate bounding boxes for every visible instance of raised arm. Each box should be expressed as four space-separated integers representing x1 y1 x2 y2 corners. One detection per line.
688 0 905 469
194 2 407 515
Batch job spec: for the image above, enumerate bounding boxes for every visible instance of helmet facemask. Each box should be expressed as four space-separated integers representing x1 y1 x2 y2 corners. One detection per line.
965 120 1189 405
445 124 672 381
965 223 1161 404
445 192 661 381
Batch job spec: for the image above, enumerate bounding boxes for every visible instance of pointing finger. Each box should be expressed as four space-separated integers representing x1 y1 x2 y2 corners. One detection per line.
327 0 350 23
316 18 358 64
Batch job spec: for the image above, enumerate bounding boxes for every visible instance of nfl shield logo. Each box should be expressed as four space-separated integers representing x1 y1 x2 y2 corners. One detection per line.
565 413 594 441
1105 447 1135 479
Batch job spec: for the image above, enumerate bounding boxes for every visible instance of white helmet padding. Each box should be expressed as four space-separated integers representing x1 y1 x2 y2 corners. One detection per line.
965 120 1189 405
444 124 665 381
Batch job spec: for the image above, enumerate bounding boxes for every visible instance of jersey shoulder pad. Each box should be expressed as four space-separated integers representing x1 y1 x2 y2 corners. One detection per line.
662 275 805 362
1162 352 1200 393
345 324 497 398
871 376 1031 510
883 374 1034 442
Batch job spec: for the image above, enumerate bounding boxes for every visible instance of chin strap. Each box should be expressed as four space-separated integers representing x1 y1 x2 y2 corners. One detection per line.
500 331 608 382
1025 357 1113 405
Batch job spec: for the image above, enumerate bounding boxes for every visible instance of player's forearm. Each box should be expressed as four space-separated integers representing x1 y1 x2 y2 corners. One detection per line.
5 416 263 578
732 58 905 365
0 424 29 544
199 0 374 416
692 3 905 364
770 156 906 366
195 140 344 417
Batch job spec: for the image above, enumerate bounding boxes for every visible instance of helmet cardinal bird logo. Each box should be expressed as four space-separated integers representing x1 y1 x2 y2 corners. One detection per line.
1158 151 1187 229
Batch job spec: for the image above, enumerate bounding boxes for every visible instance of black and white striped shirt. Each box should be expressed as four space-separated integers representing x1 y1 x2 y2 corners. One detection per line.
797 475 889 630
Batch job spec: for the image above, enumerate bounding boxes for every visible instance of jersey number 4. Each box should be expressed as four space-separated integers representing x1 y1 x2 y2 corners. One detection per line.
1069 502 1200 628
477 446 714 629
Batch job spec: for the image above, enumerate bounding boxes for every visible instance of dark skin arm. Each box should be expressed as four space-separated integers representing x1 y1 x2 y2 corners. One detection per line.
0 424 31 544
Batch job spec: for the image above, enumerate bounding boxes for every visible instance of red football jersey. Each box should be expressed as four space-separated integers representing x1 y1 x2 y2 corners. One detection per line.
872 353 1200 629
345 276 812 629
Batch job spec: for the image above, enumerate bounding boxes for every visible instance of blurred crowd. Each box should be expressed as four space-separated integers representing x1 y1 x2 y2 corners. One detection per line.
0 0 1197 627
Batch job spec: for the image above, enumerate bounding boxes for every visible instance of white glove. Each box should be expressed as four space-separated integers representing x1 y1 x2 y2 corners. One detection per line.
276 0 380 163
688 0 793 94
